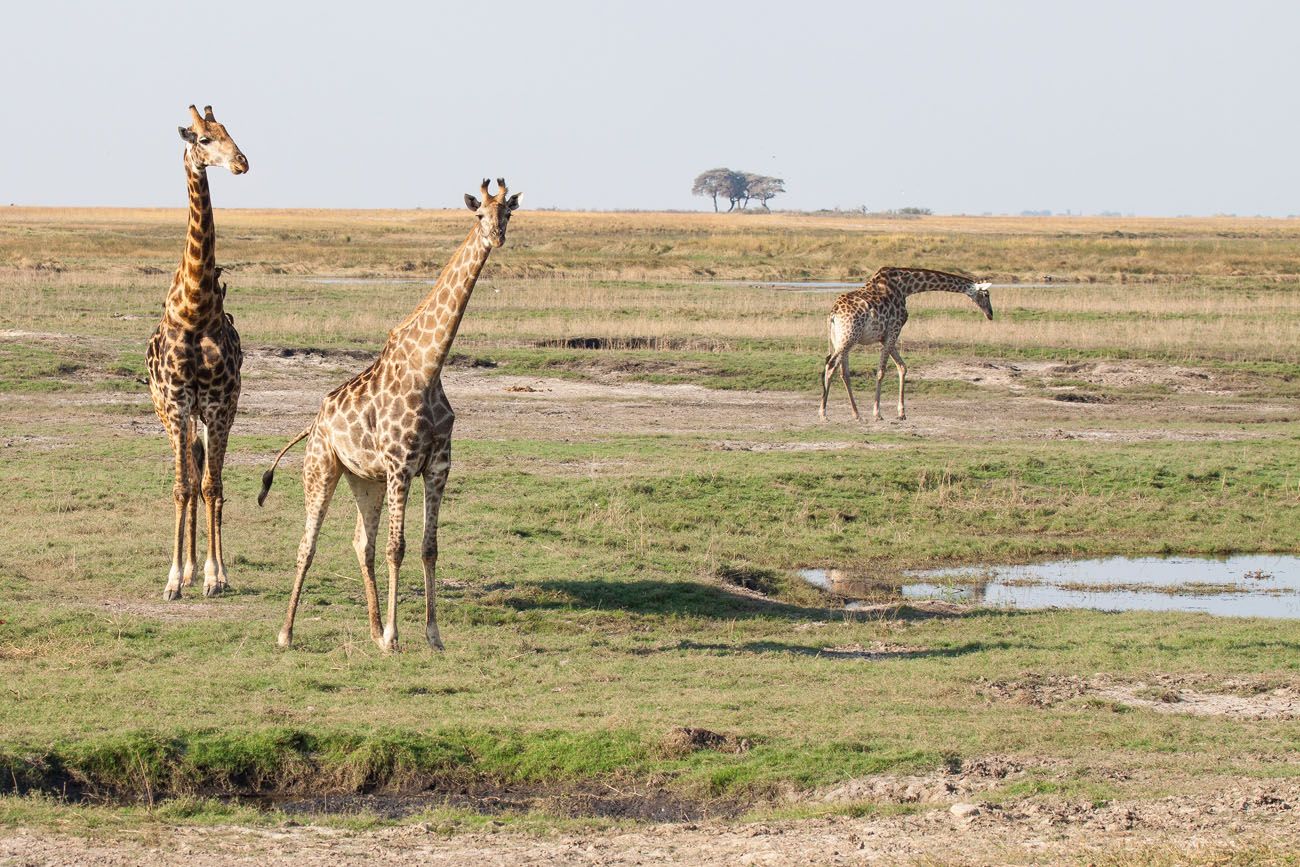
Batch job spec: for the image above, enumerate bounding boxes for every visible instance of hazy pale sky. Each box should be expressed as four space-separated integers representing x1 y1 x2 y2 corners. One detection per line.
4 1 1297 214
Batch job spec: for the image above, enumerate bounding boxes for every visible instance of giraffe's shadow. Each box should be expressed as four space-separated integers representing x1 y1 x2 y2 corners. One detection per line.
665 639 1004 660
530 577 997 622
533 577 821 620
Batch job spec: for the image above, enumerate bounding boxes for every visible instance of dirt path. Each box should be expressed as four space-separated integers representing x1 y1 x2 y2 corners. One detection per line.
3 759 1298 865
233 349 1291 445
1 334 1286 446
4 781 1298 866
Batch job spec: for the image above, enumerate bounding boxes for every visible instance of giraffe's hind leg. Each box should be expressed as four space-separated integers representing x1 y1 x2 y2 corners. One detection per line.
819 353 836 420
839 350 861 421
278 441 341 647
889 346 908 420
421 431 453 651
345 473 385 642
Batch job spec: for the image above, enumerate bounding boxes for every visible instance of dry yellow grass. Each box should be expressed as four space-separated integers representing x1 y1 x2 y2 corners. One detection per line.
2 209 1298 363
6 207 1300 281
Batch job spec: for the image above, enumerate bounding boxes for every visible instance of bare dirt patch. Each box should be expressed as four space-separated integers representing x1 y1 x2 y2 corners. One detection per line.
813 754 1057 806
3 344 1281 448
6 781 1300 866
92 596 258 624
261 780 744 825
815 642 934 660
227 347 1283 445
713 440 892 452
982 672 1300 719
921 358 1231 395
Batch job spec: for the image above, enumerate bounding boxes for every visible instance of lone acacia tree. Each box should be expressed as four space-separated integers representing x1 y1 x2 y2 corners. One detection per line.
692 168 742 212
746 174 786 211
692 168 785 211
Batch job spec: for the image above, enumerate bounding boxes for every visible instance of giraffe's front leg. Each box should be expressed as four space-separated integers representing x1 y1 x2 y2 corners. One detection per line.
381 470 413 653
162 415 193 601
182 421 202 589
421 435 453 652
200 413 234 597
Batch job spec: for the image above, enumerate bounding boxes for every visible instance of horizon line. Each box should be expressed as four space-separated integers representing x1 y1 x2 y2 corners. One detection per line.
3 204 1298 220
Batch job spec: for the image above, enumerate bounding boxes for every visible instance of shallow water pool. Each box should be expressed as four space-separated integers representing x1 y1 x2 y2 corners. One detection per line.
800 555 1300 618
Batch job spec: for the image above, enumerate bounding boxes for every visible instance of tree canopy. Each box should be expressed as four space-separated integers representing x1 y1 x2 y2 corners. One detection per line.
691 168 785 211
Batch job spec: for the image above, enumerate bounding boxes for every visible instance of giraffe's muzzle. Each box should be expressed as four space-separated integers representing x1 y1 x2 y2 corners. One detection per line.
230 155 249 175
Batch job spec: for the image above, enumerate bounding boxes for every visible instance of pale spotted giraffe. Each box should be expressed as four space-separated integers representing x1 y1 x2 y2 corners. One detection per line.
146 105 249 600
259 179 521 652
819 268 993 421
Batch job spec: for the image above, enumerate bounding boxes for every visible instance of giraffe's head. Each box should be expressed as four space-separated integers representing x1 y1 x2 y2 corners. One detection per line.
177 105 249 175
968 282 994 320
464 178 521 249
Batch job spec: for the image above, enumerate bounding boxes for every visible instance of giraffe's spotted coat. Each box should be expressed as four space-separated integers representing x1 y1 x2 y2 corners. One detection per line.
145 105 249 601
263 179 521 653
820 267 993 421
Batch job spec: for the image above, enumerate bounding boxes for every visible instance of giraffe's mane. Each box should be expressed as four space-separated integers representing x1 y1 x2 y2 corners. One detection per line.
871 266 979 283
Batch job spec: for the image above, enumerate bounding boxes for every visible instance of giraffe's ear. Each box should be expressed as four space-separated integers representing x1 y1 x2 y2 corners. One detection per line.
505 193 522 212
464 194 482 211
178 126 198 143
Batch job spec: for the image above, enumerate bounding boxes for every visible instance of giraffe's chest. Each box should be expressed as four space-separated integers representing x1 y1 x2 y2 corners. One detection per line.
146 323 242 403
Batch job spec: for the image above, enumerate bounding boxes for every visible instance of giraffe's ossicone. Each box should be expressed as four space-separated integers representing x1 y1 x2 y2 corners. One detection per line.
259 179 522 653
820 268 993 422
146 105 249 601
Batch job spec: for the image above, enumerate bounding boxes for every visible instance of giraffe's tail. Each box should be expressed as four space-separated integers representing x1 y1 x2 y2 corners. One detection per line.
257 424 314 507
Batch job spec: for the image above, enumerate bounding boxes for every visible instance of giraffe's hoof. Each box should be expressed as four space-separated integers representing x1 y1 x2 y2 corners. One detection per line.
203 581 229 598
426 626 445 652
897 413 907 421
181 566 196 588
277 630 293 648
162 586 182 602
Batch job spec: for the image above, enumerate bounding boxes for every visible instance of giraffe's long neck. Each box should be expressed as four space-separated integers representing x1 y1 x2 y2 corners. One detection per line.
893 269 974 299
386 227 491 387
167 149 221 325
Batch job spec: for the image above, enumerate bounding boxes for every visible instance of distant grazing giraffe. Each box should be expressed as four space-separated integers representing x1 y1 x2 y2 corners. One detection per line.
146 105 249 600
258 179 521 652
819 268 992 421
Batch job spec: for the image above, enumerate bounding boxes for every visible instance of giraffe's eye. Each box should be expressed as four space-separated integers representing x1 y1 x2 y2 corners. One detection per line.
199 138 212 145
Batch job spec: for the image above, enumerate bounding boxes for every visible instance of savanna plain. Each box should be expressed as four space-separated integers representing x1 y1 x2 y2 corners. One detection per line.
1 209 1299 865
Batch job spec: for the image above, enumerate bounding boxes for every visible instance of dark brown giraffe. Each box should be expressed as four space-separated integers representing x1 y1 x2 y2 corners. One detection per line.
259 179 521 652
146 105 249 600
819 268 992 421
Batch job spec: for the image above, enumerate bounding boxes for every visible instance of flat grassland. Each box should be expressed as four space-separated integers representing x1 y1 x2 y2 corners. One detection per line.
1 209 1299 865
